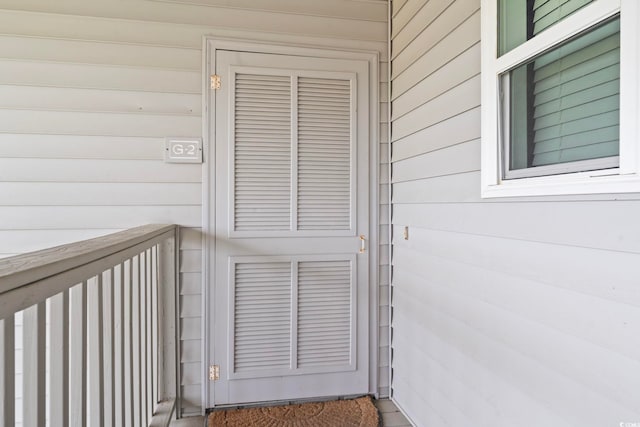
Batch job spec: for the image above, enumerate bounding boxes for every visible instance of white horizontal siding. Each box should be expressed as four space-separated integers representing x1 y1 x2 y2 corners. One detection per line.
0 85 201 115
0 110 201 137
0 0 388 416
147 0 388 22
392 107 480 162
391 0 478 79
0 1 386 43
0 183 202 206
393 202 640 254
0 60 201 93
0 134 174 160
0 206 202 229
390 0 640 426
0 159 202 183
391 44 480 121
0 37 200 70
392 75 480 141
392 9 479 100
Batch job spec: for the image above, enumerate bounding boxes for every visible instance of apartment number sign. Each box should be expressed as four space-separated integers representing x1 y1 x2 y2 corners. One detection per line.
165 137 203 163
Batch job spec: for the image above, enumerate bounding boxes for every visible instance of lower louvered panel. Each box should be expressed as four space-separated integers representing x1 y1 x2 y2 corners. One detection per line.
297 261 352 368
233 262 291 373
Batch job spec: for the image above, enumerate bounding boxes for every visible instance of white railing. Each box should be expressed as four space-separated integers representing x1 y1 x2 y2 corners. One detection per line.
0 224 180 427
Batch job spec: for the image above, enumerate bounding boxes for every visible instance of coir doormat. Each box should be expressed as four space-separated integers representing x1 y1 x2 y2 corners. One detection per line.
208 396 380 427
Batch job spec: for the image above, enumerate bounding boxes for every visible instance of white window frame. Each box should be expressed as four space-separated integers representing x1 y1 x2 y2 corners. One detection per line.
481 0 640 197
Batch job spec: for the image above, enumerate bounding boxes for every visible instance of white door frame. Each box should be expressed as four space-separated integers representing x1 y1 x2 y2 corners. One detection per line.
200 37 380 410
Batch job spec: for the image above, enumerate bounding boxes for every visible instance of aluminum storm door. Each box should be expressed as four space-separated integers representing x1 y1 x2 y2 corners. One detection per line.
210 49 371 406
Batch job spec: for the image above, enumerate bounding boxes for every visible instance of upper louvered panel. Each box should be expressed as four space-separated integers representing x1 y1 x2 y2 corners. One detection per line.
297 260 352 368
233 262 292 372
234 73 292 231
297 77 352 231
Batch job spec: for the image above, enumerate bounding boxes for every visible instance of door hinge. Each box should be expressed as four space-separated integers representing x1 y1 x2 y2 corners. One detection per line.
210 74 221 90
209 365 220 381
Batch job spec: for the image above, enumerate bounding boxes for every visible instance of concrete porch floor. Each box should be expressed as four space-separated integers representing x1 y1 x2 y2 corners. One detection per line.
170 399 412 426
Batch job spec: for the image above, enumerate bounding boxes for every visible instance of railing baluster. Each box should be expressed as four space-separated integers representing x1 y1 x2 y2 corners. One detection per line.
157 246 165 405
113 264 125 427
132 255 141 426
0 315 15 426
102 269 114 427
151 246 158 412
97 275 105 427
88 275 105 427
23 302 46 427
50 291 70 427
140 251 148 426
124 260 133 427
146 248 153 420
70 282 88 427
173 232 180 419
149 246 159 411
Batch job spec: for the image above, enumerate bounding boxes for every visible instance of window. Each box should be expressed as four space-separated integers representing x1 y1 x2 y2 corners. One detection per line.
481 0 640 197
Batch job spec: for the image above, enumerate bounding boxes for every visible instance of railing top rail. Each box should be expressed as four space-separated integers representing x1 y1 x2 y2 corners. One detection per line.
0 224 176 296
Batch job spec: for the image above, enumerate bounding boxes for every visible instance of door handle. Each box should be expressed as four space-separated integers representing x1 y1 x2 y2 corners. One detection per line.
359 235 366 253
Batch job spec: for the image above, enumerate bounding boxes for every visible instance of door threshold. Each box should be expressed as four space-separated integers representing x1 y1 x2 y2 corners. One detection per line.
207 394 371 411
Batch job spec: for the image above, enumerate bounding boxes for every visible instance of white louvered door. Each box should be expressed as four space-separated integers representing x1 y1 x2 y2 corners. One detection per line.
210 50 371 406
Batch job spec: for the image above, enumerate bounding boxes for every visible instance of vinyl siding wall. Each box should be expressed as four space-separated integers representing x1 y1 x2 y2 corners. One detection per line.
0 0 389 416
390 0 640 426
